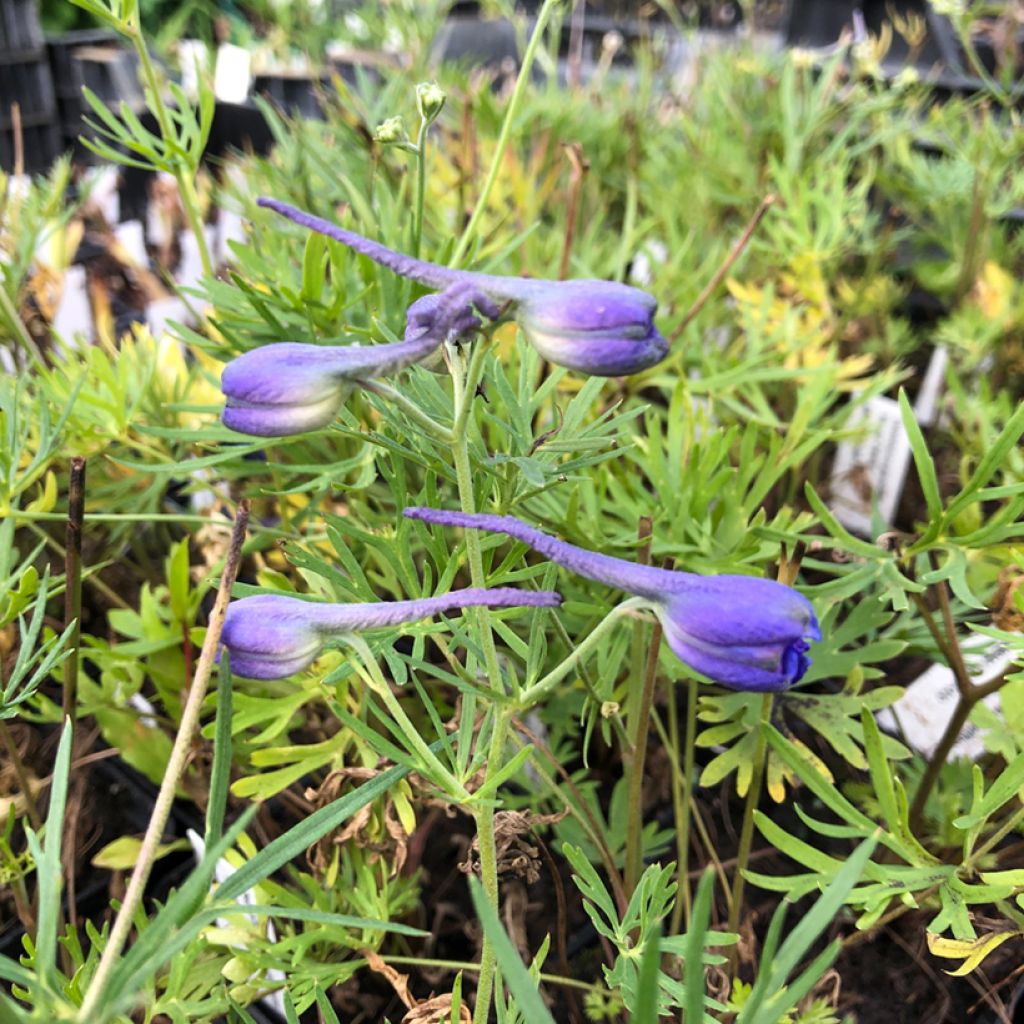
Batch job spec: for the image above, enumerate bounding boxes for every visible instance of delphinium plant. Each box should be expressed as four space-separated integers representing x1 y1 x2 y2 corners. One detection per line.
3 2 1024 1022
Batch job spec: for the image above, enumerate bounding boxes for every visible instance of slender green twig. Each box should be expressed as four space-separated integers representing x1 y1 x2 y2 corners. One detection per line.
126 20 214 279
446 340 508 1024
413 116 428 259
346 633 469 801
76 501 250 1022
518 599 649 709
364 379 454 443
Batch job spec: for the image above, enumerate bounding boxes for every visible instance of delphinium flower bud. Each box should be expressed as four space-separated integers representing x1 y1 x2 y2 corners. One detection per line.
374 116 411 147
416 81 446 123
220 280 492 437
257 197 669 377
404 508 820 693
221 587 562 680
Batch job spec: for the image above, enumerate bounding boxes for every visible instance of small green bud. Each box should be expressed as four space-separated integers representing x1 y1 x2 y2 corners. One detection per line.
374 116 408 145
416 81 446 123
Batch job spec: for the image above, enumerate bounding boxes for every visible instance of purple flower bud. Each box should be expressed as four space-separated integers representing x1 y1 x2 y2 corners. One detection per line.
220 587 562 679
257 197 669 377
512 279 668 377
221 280 502 436
403 508 820 693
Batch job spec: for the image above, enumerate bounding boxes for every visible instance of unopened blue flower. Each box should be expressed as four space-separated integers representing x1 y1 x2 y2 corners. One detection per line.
258 197 669 377
221 587 562 679
403 508 820 692
221 281 490 437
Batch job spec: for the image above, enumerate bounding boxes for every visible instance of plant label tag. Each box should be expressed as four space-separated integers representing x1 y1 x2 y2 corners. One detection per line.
877 637 1014 760
53 266 92 350
214 44 252 104
912 345 948 427
187 829 287 1014
215 210 246 266
176 227 216 291
147 297 189 338
115 220 148 267
828 395 911 536
178 39 208 98
87 166 120 227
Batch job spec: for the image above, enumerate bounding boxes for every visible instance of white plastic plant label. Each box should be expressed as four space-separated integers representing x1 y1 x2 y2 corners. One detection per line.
178 40 208 99
215 211 247 266
146 297 189 339
52 266 92 350
214 44 252 105
86 166 120 227
829 395 911 536
878 638 1015 760
187 830 287 1015
912 345 948 428
114 220 148 267
177 228 216 292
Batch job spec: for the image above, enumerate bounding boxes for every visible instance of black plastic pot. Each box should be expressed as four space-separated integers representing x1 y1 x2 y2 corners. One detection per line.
0 0 44 52
0 47 63 174
46 29 131 158
0 750 201 961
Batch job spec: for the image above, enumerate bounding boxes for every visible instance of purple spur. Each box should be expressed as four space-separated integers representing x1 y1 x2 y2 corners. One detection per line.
258 197 669 377
221 587 562 679
403 508 821 692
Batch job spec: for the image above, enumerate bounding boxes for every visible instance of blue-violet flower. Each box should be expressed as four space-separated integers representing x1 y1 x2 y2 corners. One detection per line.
258 197 669 377
220 282 489 437
221 587 561 679
403 508 820 692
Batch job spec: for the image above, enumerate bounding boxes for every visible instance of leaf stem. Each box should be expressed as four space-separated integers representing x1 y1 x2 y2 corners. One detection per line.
363 379 454 443
518 598 649 709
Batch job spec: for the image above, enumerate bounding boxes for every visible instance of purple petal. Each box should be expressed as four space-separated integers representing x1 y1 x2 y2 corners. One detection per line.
660 629 804 692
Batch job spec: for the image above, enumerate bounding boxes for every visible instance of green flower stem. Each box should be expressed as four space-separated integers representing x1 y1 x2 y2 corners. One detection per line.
448 344 504 694
364 380 454 443
76 501 250 1023
518 598 649 710
413 116 428 259
650 703 731 917
727 692 773 949
669 678 699 934
624 615 663 895
346 634 470 801
449 0 561 268
446 340 511 1024
471 711 508 1024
